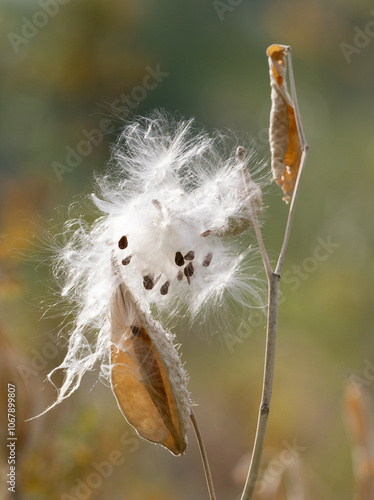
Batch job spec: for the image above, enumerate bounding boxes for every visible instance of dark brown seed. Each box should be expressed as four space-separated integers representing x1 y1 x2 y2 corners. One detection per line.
121 255 132 265
143 274 155 290
175 251 185 267
177 270 184 281
118 235 128 250
184 262 194 284
184 251 195 261
201 230 212 238
184 262 194 277
131 325 142 337
202 252 213 267
160 280 170 295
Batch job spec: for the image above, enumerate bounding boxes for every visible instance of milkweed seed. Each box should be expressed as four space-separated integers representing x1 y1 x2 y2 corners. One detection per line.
201 230 212 237
177 270 184 281
143 274 155 290
118 235 128 249
184 251 195 261
202 252 213 267
121 255 132 265
175 251 185 266
184 262 194 284
184 262 194 277
131 325 142 337
160 281 170 295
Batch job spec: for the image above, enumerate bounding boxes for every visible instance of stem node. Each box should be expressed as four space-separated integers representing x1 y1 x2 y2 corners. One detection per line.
260 405 269 416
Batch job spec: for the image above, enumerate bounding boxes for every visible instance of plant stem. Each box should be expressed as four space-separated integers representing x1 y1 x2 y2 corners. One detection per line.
250 201 273 281
240 46 308 500
190 411 217 500
239 270 280 500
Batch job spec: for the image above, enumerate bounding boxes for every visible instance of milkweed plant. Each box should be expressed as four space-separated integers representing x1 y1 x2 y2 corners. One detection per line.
42 45 309 500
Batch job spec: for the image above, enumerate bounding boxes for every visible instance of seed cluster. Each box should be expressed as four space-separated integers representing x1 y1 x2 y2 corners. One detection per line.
174 251 196 285
118 235 213 296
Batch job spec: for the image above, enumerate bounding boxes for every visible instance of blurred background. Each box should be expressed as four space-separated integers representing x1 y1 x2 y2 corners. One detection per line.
1 0 374 499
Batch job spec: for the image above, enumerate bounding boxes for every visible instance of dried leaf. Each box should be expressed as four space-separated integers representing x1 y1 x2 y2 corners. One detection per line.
267 44 302 203
110 284 190 455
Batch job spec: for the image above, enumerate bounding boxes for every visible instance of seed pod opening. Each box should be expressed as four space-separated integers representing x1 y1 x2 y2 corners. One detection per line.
110 285 191 455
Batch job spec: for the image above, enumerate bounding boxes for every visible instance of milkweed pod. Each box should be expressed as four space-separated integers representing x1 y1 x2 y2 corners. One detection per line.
267 44 302 202
110 284 191 455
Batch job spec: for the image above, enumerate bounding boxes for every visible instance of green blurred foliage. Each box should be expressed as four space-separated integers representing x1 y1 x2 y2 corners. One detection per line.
0 0 374 499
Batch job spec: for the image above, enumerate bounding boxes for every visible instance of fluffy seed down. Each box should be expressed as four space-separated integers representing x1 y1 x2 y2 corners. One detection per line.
46 112 265 412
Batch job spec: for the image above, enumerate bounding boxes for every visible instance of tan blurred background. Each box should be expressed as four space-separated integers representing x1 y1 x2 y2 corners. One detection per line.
1 0 374 499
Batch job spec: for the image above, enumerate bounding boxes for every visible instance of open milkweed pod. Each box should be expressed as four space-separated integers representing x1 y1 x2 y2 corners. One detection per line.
267 44 302 203
110 280 191 455
42 113 265 429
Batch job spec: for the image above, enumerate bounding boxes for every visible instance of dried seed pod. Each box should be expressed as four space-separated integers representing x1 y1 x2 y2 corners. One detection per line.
267 44 302 202
202 252 213 267
184 251 194 261
121 255 132 266
175 252 185 267
110 285 191 455
177 270 184 281
160 281 170 295
118 235 128 250
143 274 155 290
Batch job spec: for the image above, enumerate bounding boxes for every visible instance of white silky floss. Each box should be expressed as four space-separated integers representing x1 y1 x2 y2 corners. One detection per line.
49 112 264 407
